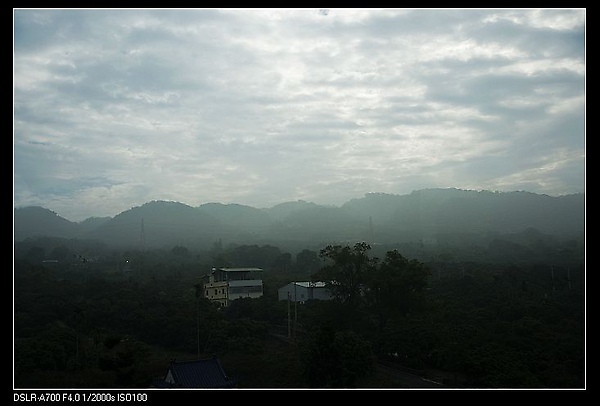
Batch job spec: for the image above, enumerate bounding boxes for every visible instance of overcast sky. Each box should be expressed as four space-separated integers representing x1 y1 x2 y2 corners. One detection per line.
13 8 586 222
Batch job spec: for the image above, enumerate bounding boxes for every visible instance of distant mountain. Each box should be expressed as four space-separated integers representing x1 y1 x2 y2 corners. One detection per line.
13 189 585 249
263 200 322 221
342 188 585 240
14 206 80 241
280 205 365 241
83 200 223 248
78 216 112 234
199 202 278 229
197 202 289 243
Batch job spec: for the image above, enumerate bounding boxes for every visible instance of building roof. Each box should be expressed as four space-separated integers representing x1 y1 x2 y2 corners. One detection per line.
285 281 328 288
214 267 263 272
154 357 237 388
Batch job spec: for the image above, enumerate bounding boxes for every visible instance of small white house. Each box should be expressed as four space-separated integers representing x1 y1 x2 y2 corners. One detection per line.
278 281 333 303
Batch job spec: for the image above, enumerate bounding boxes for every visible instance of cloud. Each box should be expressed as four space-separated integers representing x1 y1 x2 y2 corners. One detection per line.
13 8 585 221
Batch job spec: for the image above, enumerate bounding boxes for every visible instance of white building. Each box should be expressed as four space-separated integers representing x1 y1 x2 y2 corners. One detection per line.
203 267 263 307
278 281 333 303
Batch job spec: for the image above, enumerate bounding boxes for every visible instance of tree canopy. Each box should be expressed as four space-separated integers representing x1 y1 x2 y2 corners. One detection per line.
314 243 431 333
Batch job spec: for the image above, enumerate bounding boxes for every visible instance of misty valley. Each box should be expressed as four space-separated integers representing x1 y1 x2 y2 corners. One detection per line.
13 189 585 389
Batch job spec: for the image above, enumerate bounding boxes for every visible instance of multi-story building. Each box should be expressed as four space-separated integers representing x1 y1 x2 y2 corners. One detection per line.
202 267 264 307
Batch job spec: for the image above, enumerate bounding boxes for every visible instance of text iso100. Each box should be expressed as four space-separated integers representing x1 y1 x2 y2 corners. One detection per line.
118 393 148 402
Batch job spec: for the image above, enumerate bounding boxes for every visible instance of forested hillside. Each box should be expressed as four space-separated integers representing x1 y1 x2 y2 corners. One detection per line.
13 238 585 389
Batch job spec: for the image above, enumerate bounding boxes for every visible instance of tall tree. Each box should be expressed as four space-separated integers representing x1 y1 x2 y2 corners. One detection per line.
315 242 375 328
364 249 430 334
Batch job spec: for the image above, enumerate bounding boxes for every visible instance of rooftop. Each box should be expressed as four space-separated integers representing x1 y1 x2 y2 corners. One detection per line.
153 357 237 388
212 267 263 272
291 281 328 288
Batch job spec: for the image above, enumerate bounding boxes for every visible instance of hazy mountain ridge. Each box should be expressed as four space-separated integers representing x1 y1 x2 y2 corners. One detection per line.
262 200 322 221
13 206 80 241
14 188 585 249
85 200 224 248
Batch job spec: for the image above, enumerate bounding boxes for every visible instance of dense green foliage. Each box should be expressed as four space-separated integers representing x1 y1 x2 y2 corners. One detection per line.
13 237 585 389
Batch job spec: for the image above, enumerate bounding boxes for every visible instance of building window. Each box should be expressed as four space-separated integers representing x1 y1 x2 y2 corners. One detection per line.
229 285 263 294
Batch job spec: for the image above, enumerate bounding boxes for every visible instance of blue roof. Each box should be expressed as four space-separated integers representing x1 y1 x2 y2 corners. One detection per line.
156 357 238 388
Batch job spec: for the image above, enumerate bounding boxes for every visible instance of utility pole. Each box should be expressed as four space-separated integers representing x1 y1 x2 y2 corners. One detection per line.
287 291 291 339
293 282 298 341
195 284 201 357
